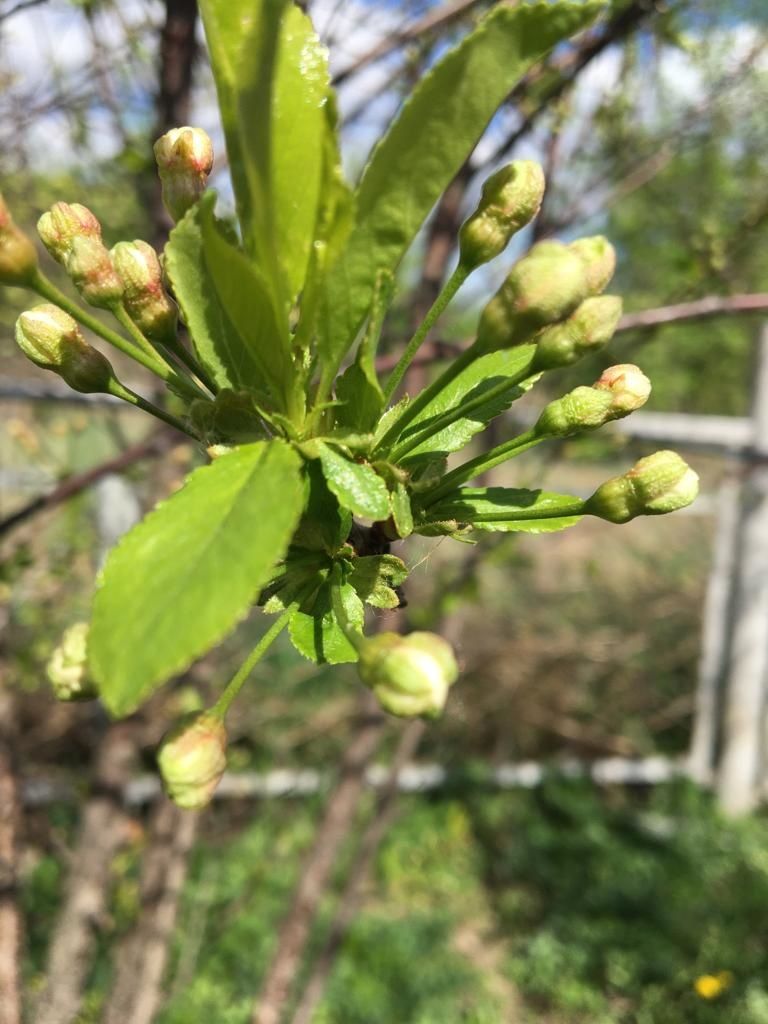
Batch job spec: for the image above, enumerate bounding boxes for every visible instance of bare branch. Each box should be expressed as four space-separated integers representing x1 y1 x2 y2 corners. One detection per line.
617 294 768 332
0 0 47 24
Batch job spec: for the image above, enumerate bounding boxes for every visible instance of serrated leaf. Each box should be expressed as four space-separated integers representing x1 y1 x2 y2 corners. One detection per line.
317 443 391 522
317 1 601 374
392 345 538 463
165 198 264 390
374 397 410 447
288 580 363 664
199 200 293 409
292 461 352 553
423 486 584 534
391 481 414 538
348 554 408 609
335 271 393 431
90 441 304 715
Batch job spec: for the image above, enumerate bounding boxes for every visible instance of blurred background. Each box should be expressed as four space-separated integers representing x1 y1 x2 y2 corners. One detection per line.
2 1 768 1022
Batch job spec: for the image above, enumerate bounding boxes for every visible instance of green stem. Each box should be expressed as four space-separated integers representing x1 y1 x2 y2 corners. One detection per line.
390 362 537 462
419 428 541 507
112 305 206 402
32 271 171 382
211 607 295 720
375 343 481 455
438 500 586 524
163 336 219 396
109 380 198 439
382 262 470 404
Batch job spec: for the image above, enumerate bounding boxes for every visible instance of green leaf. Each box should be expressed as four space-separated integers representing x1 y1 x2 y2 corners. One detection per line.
335 271 393 431
348 554 408 610
288 579 363 664
199 1 329 303
394 345 538 464
422 486 584 534
199 199 293 409
317 443 391 522
391 481 414 538
90 441 304 715
165 198 264 390
318 0 601 372
292 461 352 553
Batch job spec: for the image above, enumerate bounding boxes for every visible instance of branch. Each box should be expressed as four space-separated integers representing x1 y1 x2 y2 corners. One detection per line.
0 693 22 1024
33 725 138 1024
0 0 47 23
102 799 199 1024
332 0 486 86
251 693 387 1024
0 429 176 542
289 720 426 1024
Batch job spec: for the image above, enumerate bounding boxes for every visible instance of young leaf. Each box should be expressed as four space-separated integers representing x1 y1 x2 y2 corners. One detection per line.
288 579 363 664
391 481 414 538
335 271 393 431
317 1 601 375
199 0 329 303
292 460 352 553
90 441 304 715
316 442 391 522
392 345 538 464
348 554 408 610
422 486 584 534
164 197 264 390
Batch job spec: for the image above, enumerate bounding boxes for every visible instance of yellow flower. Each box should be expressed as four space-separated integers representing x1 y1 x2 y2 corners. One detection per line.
694 971 734 1000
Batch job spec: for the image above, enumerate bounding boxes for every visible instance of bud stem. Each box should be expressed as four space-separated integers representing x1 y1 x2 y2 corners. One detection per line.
112 304 209 402
211 603 298 720
419 428 540 507
390 355 537 463
162 334 219 396
31 270 201 401
109 381 198 439
382 263 470 403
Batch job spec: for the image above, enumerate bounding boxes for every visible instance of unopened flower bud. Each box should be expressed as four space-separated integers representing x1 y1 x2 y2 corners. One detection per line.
16 304 116 393
593 363 651 414
535 364 650 437
46 622 97 702
66 236 123 309
585 450 699 523
476 241 589 352
157 711 227 810
37 202 101 264
111 240 177 343
357 631 458 719
533 296 623 370
568 235 616 295
459 161 545 269
154 127 214 222
0 194 38 286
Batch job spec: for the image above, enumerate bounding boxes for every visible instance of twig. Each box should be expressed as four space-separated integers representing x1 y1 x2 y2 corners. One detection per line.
0 0 47 23
289 720 426 1024
0 692 22 1024
251 692 387 1024
33 725 138 1024
102 798 199 1024
0 429 176 541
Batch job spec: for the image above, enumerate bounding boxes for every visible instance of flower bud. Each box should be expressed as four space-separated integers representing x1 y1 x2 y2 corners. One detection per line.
568 236 616 295
157 711 227 810
535 364 650 437
533 295 623 370
459 161 545 269
46 622 97 702
357 631 458 719
585 450 699 524
154 127 214 223
0 194 38 286
37 202 101 264
66 236 123 309
111 240 178 343
476 241 589 352
16 304 116 393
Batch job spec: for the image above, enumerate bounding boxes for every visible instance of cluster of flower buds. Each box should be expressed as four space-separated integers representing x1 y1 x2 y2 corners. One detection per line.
458 160 545 270
585 450 699 523
154 127 214 223
476 235 615 352
157 711 227 810
16 304 117 393
535 364 651 437
532 295 624 371
46 622 97 702
37 201 124 310
37 202 101 264
0 194 38 286
111 240 178 344
357 631 458 719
